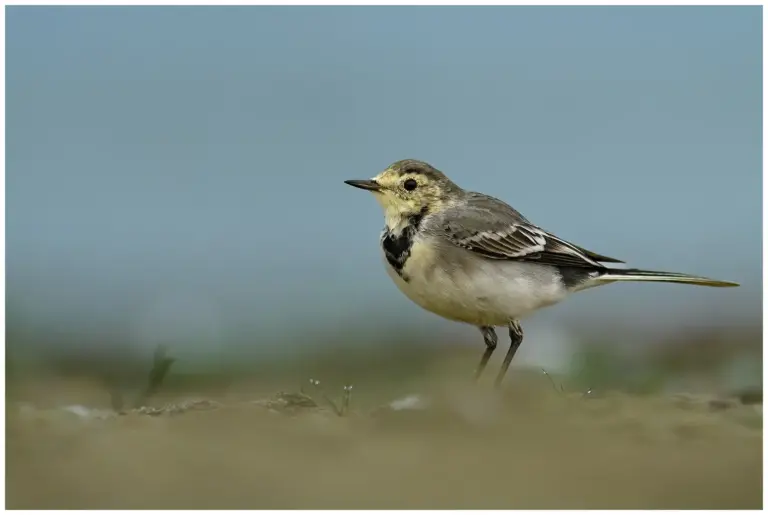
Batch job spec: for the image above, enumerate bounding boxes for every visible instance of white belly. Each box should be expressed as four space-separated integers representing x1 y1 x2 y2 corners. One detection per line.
383 239 568 327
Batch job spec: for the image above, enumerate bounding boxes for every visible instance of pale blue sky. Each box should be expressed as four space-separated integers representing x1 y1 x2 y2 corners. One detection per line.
7 7 762 356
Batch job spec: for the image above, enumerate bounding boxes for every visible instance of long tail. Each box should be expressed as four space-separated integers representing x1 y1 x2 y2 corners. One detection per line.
595 268 739 288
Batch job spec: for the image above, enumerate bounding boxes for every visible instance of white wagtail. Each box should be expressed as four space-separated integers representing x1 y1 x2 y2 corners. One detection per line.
345 159 739 388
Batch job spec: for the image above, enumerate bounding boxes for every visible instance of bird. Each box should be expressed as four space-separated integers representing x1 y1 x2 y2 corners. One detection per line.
344 159 739 388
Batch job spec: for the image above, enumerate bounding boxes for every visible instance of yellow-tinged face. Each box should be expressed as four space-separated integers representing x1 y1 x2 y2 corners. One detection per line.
344 159 459 228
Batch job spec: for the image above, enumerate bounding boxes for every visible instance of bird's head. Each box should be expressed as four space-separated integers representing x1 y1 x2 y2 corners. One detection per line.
345 159 461 228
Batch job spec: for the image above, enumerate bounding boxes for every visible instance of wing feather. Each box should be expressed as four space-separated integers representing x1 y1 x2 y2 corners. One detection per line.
438 193 623 269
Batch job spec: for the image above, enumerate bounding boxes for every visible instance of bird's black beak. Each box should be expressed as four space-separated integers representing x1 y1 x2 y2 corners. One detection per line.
344 179 381 192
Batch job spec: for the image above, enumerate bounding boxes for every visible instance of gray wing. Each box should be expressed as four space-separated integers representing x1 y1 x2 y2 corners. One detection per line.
437 193 624 269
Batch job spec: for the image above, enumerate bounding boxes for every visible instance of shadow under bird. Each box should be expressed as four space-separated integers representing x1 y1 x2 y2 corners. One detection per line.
345 159 739 388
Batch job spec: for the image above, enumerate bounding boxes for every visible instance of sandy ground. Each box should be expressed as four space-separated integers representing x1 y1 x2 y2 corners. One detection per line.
6 364 763 509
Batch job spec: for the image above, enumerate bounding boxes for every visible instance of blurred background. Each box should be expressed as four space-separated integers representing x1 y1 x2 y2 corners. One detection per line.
6 6 762 510
7 5 762 398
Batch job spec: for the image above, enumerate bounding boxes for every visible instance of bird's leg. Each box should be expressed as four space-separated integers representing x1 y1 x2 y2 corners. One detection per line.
474 326 498 381
494 320 524 388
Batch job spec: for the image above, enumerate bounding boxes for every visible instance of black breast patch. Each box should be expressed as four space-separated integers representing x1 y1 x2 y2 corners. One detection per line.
381 208 428 280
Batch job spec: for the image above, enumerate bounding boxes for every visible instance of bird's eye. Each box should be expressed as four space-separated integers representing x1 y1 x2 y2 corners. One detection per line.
403 178 418 191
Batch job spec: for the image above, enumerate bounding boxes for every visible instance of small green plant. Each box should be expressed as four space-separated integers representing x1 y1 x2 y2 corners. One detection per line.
134 345 176 408
104 345 177 412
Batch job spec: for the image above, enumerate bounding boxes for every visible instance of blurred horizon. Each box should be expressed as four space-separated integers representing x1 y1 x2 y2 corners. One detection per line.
6 6 762 371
